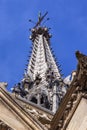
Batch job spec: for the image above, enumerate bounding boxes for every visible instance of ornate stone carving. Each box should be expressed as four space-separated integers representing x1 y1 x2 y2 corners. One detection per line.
0 120 13 130
76 51 87 90
23 104 52 122
11 16 67 113
50 51 87 130
0 82 8 88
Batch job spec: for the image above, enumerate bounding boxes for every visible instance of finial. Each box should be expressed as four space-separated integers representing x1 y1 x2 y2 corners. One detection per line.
38 11 42 22
29 12 49 28
34 11 48 28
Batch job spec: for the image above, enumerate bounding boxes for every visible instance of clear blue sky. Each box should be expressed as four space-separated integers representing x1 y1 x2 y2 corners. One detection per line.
0 0 87 90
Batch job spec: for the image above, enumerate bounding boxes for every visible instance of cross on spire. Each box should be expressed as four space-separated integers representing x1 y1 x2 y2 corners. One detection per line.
29 12 48 28
34 12 48 28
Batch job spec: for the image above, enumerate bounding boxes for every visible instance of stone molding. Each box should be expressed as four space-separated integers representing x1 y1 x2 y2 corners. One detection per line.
0 85 47 130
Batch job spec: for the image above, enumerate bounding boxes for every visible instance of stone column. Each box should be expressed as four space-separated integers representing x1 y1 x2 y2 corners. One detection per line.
52 84 59 113
37 93 40 105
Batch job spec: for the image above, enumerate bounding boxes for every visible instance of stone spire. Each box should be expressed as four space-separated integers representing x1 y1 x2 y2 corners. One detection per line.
12 12 66 113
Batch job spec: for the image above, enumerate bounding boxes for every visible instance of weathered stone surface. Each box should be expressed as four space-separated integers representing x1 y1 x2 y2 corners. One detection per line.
0 84 47 130
0 120 13 130
50 51 87 130
66 98 87 130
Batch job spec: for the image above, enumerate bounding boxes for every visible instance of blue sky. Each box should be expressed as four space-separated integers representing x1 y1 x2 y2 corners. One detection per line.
0 0 87 90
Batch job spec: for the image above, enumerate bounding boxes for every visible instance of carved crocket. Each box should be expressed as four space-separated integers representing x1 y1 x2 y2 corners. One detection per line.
75 51 87 90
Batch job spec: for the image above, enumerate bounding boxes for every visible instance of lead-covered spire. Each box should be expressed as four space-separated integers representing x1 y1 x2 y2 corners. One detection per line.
27 27 61 82
12 13 66 113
